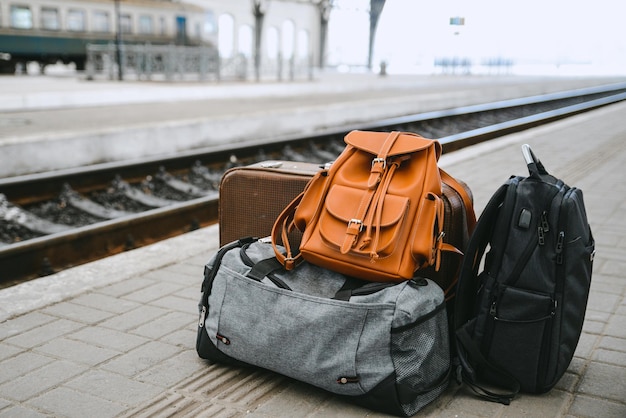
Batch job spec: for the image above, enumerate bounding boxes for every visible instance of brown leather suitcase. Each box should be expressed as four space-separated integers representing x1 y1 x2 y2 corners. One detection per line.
219 160 321 247
219 159 474 296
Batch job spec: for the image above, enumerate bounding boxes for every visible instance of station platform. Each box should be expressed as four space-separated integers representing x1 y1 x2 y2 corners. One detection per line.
0 74 625 417
1 72 625 177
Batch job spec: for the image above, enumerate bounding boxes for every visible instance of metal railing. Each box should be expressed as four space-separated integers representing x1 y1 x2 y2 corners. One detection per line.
86 43 314 82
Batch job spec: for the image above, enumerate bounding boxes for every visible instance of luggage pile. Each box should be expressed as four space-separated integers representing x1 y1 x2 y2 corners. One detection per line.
196 131 594 416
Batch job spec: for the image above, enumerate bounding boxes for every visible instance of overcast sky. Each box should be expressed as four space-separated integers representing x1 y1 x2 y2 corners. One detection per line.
328 0 626 75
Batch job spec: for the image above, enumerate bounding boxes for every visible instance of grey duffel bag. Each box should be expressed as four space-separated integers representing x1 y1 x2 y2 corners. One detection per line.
196 237 451 417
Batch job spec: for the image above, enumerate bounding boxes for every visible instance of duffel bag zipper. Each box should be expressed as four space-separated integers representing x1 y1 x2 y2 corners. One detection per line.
216 333 231 345
336 376 360 384
198 305 206 328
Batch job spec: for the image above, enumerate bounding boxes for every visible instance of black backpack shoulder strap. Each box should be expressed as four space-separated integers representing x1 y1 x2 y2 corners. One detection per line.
453 182 509 331
456 326 520 404
453 181 521 405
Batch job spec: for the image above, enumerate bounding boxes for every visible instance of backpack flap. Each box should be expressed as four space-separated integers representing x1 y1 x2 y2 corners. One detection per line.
345 130 442 160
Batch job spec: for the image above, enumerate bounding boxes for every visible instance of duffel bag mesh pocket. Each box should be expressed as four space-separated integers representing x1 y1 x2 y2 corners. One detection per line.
391 302 450 415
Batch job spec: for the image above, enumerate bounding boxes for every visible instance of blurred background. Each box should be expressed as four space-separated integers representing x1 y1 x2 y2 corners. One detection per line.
1 0 624 79
331 0 626 76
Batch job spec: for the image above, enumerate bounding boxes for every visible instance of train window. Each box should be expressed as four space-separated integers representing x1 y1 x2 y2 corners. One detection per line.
41 7 60 31
120 14 132 34
93 11 110 33
67 9 85 32
10 5 33 29
139 15 153 35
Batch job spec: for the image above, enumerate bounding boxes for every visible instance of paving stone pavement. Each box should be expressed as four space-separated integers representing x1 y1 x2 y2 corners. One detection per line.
1 89 625 417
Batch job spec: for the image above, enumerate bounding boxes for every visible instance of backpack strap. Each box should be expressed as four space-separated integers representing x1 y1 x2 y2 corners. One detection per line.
454 182 508 331
456 326 520 404
453 182 521 404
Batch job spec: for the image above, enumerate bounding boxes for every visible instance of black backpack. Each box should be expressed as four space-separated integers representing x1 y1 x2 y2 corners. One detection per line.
453 144 595 404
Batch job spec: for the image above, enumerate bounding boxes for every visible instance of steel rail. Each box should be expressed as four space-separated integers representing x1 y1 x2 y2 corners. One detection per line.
2 81 625 204
0 194 218 287
438 91 626 151
1 87 625 286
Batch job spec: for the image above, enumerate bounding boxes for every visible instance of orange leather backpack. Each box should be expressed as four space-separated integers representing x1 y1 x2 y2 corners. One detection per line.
272 130 474 282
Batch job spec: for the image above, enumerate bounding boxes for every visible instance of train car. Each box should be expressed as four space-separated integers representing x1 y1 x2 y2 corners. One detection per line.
0 0 217 74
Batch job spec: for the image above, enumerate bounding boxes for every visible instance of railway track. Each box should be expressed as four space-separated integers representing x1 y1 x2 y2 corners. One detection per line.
2 83 626 287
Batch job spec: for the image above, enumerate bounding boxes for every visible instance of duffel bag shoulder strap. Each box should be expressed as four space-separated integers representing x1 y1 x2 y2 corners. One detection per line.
201 237 256 297
453 182 520 405
245 252 293 291
243 246 396 301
